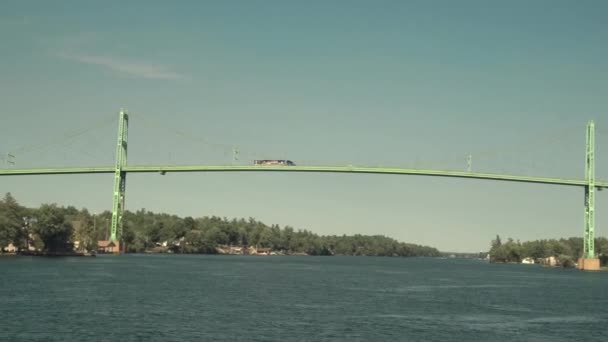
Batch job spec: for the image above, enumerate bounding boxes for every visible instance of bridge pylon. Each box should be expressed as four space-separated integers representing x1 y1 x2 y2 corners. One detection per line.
578 120 600 271
109 109 128 253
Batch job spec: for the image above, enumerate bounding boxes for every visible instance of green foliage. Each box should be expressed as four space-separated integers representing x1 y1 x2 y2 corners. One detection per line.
0 193 26 251
116 212 440 256
70 208 97 252
559 254 576 268
33 204 73 253
0 214 12 251
1 193 440 257
183 230 216 254
488 235 608 266
489 237 522 263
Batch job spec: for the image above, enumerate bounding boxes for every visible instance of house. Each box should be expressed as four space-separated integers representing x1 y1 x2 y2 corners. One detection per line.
256 247 272 255
98 240 121 253
2 243 18 253
229 246 243 254
543 256 557 266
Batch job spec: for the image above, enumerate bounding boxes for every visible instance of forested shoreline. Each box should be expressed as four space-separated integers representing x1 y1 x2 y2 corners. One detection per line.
488 235 608 267
0 193 440 257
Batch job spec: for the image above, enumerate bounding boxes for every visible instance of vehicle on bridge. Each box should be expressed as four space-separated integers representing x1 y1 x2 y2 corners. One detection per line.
253 159 296 166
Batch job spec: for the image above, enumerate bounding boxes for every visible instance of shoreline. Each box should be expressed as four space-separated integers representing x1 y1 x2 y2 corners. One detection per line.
2 251 97 257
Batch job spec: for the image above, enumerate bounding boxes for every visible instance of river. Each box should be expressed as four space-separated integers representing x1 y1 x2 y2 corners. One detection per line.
1 255 607 341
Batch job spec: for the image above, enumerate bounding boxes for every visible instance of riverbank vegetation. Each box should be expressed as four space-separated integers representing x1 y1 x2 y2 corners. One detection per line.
0 193 440 257
488 235 608 267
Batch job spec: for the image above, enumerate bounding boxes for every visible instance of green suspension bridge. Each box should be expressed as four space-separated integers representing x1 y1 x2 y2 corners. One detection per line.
1 110 606 268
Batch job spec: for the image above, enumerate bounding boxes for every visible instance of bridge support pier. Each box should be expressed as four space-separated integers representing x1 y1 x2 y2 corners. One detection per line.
579 120 600 271
109 109 128 253
577 257 600 271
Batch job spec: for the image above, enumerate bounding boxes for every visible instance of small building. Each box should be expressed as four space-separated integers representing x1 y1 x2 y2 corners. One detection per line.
229 246 243 254
521 257 535 264
256 247 272 255
98 240 120 253
543 256 557 266
2 243 18 253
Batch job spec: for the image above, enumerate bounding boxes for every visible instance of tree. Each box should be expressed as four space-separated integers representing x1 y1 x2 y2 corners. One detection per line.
183 216 196 231
205 226 228 246
492 235 502 248
71 208 97 252
33 204 74 253
0 215 14 251
0 193 24 251
184 230 216 253
489 237 523 263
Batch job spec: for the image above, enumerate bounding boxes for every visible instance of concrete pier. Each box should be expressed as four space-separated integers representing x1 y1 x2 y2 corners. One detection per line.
577 258 600 271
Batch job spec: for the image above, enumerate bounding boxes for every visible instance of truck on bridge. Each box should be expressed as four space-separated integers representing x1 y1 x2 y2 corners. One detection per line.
253 160 296 166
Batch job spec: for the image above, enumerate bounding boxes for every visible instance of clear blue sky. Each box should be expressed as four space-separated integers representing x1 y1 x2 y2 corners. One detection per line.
1 0 607 252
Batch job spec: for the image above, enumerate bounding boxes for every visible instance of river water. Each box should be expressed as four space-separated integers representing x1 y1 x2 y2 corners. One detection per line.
1 255 607 341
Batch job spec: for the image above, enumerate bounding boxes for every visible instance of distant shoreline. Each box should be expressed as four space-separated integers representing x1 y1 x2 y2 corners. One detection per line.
1 251 96 257
1 252 481 259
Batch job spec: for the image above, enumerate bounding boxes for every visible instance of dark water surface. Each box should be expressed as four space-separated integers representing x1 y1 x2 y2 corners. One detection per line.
1 255 607 341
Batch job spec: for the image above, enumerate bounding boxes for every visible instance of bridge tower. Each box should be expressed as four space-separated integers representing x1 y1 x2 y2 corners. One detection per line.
579 120 600 270
109 109 128 252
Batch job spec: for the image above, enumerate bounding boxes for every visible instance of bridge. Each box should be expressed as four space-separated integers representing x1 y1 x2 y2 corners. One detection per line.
1 110 605 270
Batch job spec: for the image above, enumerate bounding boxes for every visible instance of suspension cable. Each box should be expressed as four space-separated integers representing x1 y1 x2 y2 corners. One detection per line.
8 113 117 156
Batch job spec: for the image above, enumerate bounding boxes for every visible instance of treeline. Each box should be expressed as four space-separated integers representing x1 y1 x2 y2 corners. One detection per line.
0 193 75 253
0 193 440 257
488 235 608 266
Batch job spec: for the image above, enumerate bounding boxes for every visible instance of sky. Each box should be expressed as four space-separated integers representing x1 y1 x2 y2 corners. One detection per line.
1 0 607 252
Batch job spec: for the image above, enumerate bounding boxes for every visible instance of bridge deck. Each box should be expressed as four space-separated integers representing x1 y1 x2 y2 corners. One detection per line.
1 165 606 188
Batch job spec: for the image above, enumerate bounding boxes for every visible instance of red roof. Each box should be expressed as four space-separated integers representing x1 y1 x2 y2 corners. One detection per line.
98 240 116 248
